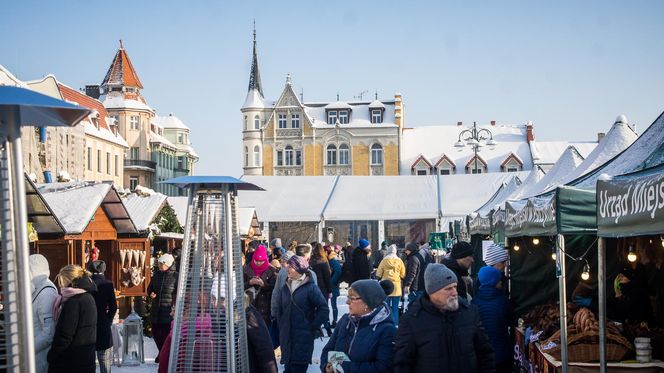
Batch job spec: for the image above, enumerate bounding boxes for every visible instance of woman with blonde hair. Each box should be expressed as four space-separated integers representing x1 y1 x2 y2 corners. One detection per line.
47 264 97 373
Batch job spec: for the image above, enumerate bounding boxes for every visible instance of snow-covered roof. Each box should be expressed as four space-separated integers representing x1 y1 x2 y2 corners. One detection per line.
368 100 386 109
83 121 128 147
153 113 189 130
149 131 177 149
101 93 153 112
401 124 534 174
242 89 266 110
323 176 439 221
304 101 398 129
506 167 546 201
239 207 261 236
25 175 65 235
476 175 523 217
325 101 353 110
0 64 28 87
167 196 189 227
38 181 136 235
122 192 168 231
516 146 585 198
529 140 597 165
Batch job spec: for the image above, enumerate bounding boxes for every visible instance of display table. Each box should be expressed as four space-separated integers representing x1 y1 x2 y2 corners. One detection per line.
515 328 664 373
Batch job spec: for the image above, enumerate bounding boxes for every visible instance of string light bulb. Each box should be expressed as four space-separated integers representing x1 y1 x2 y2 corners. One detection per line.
581 263 590 281
551 247 557 261
627 245 637 263
660 236 664 248
513 243 520 252
532 237 540 245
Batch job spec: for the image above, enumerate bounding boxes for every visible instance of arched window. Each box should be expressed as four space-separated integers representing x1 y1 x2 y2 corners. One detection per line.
339 144 350 165
327 144 337 165
253 145 261 166
254 115 260 130
244 146 249 167
244 115 248 130
370 143 383 165
285 145 294 166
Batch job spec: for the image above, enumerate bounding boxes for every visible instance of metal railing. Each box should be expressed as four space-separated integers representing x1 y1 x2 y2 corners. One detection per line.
123 159 156 170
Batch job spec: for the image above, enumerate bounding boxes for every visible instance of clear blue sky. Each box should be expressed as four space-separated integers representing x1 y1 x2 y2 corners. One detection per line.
2 1 663 177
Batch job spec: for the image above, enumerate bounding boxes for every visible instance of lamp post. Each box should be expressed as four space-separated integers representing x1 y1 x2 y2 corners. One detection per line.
454 121 497 174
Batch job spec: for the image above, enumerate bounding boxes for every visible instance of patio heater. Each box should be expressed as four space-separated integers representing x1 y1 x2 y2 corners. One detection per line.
162 176 263 373
0 86 89 372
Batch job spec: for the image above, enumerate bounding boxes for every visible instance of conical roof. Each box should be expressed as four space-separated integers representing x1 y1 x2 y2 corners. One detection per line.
101 41 143 89
518 146 584 198
476 175 522 216
247 26 263 97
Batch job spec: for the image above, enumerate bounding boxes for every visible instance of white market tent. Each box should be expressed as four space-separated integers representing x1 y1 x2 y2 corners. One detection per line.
122 192 168 232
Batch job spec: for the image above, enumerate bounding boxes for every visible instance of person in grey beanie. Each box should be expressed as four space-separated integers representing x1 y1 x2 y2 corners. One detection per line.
394 264 495 373
320 279 396 372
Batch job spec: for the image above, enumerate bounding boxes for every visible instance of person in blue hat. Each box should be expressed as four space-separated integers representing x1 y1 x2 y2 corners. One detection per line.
350 239 372 285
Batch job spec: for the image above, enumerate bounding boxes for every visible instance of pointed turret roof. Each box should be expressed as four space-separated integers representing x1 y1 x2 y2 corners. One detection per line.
248 24 263 97
101 40 143 89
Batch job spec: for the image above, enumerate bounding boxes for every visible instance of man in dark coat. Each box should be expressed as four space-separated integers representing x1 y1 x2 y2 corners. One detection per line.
89 260 117 373
148 254 179 362
394 264 495 373
350 239 372 284
442 241 475 300
402 242 422 303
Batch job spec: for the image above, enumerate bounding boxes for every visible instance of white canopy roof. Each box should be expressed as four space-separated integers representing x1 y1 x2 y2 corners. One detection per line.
122 192 168 231
439 172 529 217
517 146 585 198
476 175 523 217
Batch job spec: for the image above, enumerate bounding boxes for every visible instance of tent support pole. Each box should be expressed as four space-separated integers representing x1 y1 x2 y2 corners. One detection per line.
557 234 568 373
598 237 607 373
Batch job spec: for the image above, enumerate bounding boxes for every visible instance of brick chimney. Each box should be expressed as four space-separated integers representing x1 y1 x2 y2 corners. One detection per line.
597 132 605 142
526 121 534 142
490 120 496 126
457 121 463 126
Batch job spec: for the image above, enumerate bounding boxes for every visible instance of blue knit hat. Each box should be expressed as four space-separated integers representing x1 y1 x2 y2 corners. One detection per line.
359 239 370 249
478 266 502 287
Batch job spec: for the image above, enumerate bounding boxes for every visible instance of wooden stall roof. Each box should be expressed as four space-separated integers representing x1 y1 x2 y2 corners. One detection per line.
25 175 65 235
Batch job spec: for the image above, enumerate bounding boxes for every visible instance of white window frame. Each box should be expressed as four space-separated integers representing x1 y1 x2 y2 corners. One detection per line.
177 133 183 144
285 146 294 166
371 109 382 124
254 115 260 130
338 110 349 124
278 114 287 129
114 155 119 176
106 152 111 174
291 113 300 129
87 147 92 171
416 169 428 176
339 144 350 165
440 168 451 175
327 111 337 124
326 144 337 165
244 146 249 167
97 149 102 172
129 176 139 191
130 147 139 160
507 167 519 172
244 115 248 130
130 115 139 130
253 145 261 167
370 143 383 165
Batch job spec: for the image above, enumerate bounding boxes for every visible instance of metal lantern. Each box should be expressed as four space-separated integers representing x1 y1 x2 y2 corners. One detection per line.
162 176 263 373
121 310 145 366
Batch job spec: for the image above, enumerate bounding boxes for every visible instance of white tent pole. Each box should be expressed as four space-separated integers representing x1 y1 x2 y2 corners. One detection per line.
598 237 607 372
7 111 36 373
378 220 385 246
557 234 568 372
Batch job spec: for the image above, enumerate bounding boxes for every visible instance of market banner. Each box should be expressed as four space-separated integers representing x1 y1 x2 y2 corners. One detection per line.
597 165 664 237
556 186 597 235
505 196 556 237
468 213 491 235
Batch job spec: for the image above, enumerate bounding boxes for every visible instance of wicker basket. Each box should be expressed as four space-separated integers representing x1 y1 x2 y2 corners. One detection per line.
546 342 630 363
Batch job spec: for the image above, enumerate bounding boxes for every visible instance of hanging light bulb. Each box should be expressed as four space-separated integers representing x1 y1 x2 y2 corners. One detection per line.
660 236 664 248
513 243 520 252
627 245 637 263
532 237 540 245
581 263 590 281
551 247 557 261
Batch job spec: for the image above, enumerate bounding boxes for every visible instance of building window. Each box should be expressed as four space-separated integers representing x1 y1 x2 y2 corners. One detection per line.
326 144 337 165
338 110 349 124
114 155 119 176
244 115 248 130
97 149 102 172
244 146 249 167
254 145 261 167
371 109 383 124
291 113 300 129
277 150 283 166
110 115 119 125
370 143 383 165
296 150 302 166
177 133 183 144
472 169 483 174
278 114 287 129
106 152 111 174
284 146 294 166
129 176 139 191
130 116 139 130
417 169 427 176
440 169 451 175
254 115 260 130
339 144 350 165
507 167 518 172
87 147 92 170
327 111 337 124
130 147 139 160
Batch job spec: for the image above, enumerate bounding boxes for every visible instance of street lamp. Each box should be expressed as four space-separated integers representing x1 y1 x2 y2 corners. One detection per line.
454 121 497 174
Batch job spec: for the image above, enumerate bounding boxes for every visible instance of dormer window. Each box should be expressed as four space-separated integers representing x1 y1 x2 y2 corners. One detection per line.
291 113 300 128
91 116 100 129
327 111 337 124
371 109 383 124
338 110 349 124
278 114 287 129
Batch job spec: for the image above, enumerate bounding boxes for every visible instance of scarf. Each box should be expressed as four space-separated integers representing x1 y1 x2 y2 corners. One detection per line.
52 287 86 324
250 245 270 277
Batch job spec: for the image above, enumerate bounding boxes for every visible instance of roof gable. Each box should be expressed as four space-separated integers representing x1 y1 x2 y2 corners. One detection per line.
411 154 432 169
501 152 524 167
465 155 488 168
434 154 456 169
58 83 111 130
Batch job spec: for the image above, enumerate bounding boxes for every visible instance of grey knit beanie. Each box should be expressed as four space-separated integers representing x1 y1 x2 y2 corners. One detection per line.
351 279 387 310
424 264 458 295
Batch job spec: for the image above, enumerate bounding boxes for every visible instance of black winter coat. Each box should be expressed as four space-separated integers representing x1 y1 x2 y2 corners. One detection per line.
246 304 278 373
244 264 279 325
351 247 371 284
47 276 98 373
148 267 178 324
442 257 470 300
278 273 329 365
393 295 495 373
91 274 117 351
402 254 420 292
310 260 332 296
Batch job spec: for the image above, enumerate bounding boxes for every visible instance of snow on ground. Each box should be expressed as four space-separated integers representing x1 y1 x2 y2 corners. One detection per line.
112 293 350 373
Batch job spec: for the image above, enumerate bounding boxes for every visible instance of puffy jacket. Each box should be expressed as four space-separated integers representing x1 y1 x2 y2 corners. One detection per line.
246 304 278 373
442 257 470 300
47 276 98 373
310 260 332 296
91 274 117 351
148 267 178 324
376 256 406 297
393 295 495 373
402 254 420 292
30 255 58 373
278 273 329 365
329 258 343 297
351 247 371 283
472 285 512 364
244 264 279 325
320 304 396 373
271 267 317 321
